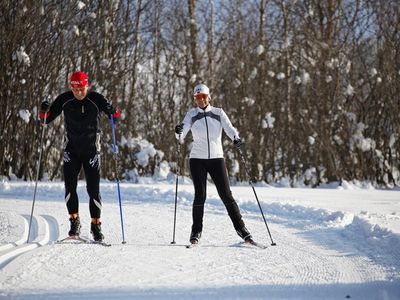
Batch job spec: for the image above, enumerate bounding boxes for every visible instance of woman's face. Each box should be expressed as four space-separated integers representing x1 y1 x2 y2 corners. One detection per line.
194 93 209 109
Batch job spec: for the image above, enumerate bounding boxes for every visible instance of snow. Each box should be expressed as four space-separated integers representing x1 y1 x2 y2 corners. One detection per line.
242 97 255 106
136 144 159 168
233 78 241 88
370 68 378 77
276 72 285 80
262 112 275 129
345 84 354 96
153 161 171 180
72 25 80 36
249 68 257 80
326 75 332 83
255 45 264 55
190 74 197 83
14 47 31 66
345 61 352 74
77 1 86 10
18 109 31 124
389 134 396 148
301 71 310 84
349 122 376 152
119 136 164 168
0 180 399 299
326 58 339 69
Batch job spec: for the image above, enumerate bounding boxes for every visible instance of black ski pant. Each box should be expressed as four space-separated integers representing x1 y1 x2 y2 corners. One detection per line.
63 148 102 218
189 158 246 235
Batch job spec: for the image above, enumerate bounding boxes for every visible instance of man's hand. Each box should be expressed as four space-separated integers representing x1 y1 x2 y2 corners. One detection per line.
40 101 50 112
39 101 51 123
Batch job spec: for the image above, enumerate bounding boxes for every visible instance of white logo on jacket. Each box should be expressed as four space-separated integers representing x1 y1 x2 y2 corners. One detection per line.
64 152 71 163
89 154 100 170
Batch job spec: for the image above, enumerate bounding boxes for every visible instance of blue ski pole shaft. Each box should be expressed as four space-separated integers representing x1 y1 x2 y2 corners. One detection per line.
238 148 276 246
27 119 47 243
110 115 126 244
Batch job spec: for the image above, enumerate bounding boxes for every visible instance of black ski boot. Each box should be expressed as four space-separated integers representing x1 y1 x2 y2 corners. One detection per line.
91 223 104 242
236 226 253 242
190 231 202 244
68 217 81 237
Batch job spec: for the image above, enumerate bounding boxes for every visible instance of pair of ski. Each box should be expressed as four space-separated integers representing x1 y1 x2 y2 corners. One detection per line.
185 239 268 249
56 236 111 247
56 236 266 249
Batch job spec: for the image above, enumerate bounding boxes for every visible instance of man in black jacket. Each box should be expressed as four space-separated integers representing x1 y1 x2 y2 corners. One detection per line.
40 71 120 241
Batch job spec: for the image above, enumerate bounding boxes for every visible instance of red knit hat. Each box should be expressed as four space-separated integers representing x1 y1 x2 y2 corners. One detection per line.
70 71 89 88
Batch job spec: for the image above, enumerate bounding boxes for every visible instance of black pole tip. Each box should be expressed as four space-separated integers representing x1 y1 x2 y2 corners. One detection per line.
170 241 176 244
271 242 277 246
122 241 127 244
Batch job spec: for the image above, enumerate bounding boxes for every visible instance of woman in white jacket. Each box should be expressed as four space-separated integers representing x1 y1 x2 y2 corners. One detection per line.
175 84 253 245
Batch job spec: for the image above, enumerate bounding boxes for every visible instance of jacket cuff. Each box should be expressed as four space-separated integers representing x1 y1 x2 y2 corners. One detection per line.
39 111 50 120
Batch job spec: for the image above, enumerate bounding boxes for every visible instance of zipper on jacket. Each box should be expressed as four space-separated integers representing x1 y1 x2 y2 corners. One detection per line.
203 110 211 159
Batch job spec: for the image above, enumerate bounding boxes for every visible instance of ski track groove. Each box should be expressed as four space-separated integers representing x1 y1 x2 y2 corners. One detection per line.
0 213 58 268
0 214 28 252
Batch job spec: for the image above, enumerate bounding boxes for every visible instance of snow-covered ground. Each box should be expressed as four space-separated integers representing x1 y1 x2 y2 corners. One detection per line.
0 180 399 299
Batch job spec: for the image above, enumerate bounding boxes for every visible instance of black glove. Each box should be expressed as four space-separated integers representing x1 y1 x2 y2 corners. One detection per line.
105 104 116 115
40 100 50 112
233 138 242 149
175 123 184 134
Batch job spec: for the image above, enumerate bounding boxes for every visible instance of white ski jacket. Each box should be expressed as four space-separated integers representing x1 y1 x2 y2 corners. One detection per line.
177 105 239 159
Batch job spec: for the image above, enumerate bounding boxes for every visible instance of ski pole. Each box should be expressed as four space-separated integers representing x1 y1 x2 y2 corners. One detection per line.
110 115 126 244
171 134 181 244
27 113 48 243
238 147 276 246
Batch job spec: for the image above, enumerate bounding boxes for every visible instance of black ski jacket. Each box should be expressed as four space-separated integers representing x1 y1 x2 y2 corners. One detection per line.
46 91 115 154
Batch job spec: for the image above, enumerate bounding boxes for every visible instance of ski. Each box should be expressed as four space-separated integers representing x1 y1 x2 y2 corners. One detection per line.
91 241 111 247
56 236 111 247
185 240 267 249
56 236 89 244
185 242 198 249
242 240 268 249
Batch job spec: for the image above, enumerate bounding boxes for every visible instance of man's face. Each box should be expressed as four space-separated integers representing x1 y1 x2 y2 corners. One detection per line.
71 86 88 100
194 93 209 109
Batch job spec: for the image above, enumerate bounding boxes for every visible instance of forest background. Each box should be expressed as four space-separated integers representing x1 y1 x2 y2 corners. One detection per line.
1 0 399 187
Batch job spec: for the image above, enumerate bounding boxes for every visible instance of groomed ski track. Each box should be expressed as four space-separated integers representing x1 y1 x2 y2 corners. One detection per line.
0 182 399 299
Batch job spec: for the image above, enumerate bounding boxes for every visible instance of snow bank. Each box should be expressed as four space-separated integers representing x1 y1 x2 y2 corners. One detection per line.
343 215 400 271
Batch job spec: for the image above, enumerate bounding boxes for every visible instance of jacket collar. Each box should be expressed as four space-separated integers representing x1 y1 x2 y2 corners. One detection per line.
196 105 212 113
